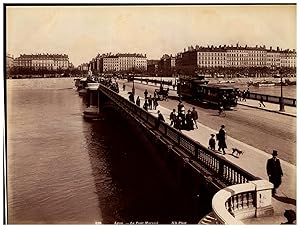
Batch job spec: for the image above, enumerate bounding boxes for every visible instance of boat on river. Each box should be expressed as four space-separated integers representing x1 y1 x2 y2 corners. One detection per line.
248 81 275 87
83 83 102 120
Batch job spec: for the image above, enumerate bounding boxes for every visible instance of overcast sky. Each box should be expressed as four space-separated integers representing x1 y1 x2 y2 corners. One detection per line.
6 5 296 66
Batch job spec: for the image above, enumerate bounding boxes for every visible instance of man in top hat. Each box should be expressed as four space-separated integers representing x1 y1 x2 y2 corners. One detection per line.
266 150 283 196
217 125 227 155
282 209 296 224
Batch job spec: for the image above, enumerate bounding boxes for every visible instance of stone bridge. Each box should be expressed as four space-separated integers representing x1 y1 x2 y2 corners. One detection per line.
83 82 276 224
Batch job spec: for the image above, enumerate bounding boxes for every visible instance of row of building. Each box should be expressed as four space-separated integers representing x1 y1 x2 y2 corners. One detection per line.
78 53 148 73
7 53 71 70
176 44 296 69
81 44 296 76
6 44 296 75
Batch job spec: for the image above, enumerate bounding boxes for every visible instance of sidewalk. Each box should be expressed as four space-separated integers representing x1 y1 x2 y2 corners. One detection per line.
238 99 296 117
119 89 296 220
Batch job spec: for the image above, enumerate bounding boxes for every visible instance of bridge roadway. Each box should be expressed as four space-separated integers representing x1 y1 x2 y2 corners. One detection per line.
118 80 296 224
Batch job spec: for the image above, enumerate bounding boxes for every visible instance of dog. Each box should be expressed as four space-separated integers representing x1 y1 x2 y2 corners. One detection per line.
232 148 244 157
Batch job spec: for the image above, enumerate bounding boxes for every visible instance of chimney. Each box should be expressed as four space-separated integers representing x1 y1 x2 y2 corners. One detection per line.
270 46 272 51
256 45 258 48
263 45 266 49
277 46 279 51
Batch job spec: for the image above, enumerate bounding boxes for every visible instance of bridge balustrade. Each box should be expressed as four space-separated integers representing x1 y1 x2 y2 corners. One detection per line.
248 92 296 107
211 180 273 224
99 84 258 187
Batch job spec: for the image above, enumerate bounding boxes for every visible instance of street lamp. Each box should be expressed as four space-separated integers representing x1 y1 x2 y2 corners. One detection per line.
132 74 135 96
279 71 285 112
177 75 182 102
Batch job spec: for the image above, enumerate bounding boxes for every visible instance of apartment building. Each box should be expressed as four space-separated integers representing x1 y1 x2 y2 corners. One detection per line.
14 54 69 70
91 53 147 73
176 44 296 70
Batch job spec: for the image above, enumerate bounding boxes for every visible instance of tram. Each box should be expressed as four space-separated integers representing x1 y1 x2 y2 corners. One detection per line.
178 76 238 109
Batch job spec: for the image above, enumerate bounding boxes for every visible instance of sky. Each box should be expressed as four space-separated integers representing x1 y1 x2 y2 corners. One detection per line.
6 4 296 66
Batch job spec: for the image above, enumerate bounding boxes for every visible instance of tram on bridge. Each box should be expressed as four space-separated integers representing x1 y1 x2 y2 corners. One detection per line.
178 76 238 109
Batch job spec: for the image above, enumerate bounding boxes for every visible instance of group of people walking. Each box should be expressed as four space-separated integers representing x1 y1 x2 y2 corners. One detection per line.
208 125 227 155
142 89 159 111
168 102 198 131
128 89 159 111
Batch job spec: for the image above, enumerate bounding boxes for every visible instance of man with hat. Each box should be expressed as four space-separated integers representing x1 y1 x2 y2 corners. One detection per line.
282 209 296 224
266 150 283 196
217 125 227 155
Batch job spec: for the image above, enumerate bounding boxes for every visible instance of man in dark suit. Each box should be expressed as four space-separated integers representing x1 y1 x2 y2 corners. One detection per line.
266 150 283 196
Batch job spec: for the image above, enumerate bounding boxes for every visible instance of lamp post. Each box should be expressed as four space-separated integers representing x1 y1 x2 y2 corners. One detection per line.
132 74 135 96
177 74 182 102
279 71 285 112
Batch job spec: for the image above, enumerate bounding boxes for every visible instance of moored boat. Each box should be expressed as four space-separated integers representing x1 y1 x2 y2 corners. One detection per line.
83 83 101 120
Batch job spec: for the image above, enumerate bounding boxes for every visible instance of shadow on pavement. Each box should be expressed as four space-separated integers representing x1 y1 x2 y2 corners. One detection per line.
274 195 296 206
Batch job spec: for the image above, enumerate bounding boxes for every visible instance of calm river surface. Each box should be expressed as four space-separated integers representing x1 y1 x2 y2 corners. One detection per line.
7 78 204 224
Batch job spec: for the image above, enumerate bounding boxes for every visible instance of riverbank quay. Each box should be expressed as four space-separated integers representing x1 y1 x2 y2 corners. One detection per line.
116 87 296 224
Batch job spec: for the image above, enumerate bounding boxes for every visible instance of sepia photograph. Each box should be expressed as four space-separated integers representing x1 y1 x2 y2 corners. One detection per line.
4 2 297 224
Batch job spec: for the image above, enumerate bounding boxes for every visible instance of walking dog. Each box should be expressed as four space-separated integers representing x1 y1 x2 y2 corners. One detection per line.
231 148 244 157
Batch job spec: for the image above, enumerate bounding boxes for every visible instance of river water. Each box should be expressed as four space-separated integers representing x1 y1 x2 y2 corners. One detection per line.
6 78 205 224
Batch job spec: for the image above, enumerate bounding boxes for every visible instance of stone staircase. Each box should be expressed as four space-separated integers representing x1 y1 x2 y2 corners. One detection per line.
199 212 220 224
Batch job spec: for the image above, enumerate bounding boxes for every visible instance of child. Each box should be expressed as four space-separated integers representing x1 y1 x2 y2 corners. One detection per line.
209 134 216 150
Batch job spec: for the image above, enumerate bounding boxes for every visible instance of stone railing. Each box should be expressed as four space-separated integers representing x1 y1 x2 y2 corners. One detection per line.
248 92 296 107
211 180 274 224
98 83 259 188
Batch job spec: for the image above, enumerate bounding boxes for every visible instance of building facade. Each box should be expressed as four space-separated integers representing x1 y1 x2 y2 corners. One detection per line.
90 53 147 73
176 45 296 72
147 60 159 75
78 63 89 71
14 54 69 70
6 53 14 70
158 54 176 75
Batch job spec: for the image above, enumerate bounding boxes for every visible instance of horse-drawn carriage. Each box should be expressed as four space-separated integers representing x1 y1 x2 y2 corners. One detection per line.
155 86 169 101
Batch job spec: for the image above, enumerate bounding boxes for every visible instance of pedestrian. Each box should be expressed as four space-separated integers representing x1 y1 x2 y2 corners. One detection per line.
266 150 283 196
208 134 216 150
169 109 177 127
144 89 148 99
175 115 182 131
148 95 153 110
122 83 126 91
153 97 158 110
191 107 198 129
185 110 194 131
177 101 184 115
259 96 266 108
217 125 227 155
242 90 247 101
129 92 134 103
281 209 296 224
156 110 165 129
246 87 250 98
136 96 140 107
143 99 148 111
